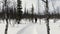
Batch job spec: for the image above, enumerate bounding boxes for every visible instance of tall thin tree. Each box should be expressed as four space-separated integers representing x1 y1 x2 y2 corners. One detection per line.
42 0 50 34
16 0 22 24
24 2 27 14
3 0 9 34
31 4 34 23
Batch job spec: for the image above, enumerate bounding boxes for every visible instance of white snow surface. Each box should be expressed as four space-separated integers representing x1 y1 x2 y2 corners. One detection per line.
0 19 60 34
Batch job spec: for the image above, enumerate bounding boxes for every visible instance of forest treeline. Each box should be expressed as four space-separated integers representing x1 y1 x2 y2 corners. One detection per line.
0 0 60 20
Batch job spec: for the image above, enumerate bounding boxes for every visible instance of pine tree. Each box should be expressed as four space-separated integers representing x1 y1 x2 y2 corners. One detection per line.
31 4 34 22
17 0 22 24
24 7 26 14
24 2 27 14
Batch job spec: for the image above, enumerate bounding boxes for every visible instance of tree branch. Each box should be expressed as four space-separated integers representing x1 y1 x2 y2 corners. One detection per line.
42 0 46 3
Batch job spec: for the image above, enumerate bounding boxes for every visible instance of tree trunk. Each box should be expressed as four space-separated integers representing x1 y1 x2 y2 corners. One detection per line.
45 0 50 34
5 19 8 34
46 18 50 34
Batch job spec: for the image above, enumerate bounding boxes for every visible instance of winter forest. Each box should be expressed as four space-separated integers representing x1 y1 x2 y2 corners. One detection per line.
0 0 60 34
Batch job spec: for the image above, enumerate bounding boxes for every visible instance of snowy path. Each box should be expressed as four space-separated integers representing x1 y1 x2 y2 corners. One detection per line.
0 19 60 34
17 23 47 34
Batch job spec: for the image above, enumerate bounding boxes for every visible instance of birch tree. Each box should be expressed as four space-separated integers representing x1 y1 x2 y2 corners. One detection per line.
42 0 50 34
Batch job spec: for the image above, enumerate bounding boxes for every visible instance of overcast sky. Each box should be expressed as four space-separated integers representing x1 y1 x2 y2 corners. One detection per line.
21 0 60 14
0 0 60 14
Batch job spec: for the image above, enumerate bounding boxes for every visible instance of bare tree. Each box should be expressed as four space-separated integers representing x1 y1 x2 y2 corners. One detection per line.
42 0 50 34
3 0 9 34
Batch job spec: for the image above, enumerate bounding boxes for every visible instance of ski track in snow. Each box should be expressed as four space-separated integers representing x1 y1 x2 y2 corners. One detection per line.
0 19 60 34
17 23 33 34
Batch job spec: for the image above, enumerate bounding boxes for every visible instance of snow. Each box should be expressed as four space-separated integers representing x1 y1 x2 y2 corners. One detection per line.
8 24 29 34
0 19 60 34
0 23 5 34
49 19 60 34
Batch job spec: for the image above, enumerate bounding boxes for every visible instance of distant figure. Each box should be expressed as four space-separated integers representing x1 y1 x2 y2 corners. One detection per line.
17 20 20 24
18 21 20 24
35 17 37 23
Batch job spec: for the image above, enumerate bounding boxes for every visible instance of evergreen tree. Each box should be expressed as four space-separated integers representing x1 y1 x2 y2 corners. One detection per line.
26 9 28 14
24 7 26 14
24 3 27 14
16 0 22 24
31 4 34 22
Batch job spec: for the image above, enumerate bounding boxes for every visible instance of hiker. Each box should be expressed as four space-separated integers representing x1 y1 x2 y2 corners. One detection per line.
35 17 37 23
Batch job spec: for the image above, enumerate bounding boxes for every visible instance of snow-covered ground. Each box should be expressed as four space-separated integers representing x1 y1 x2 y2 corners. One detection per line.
0 19 60 34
